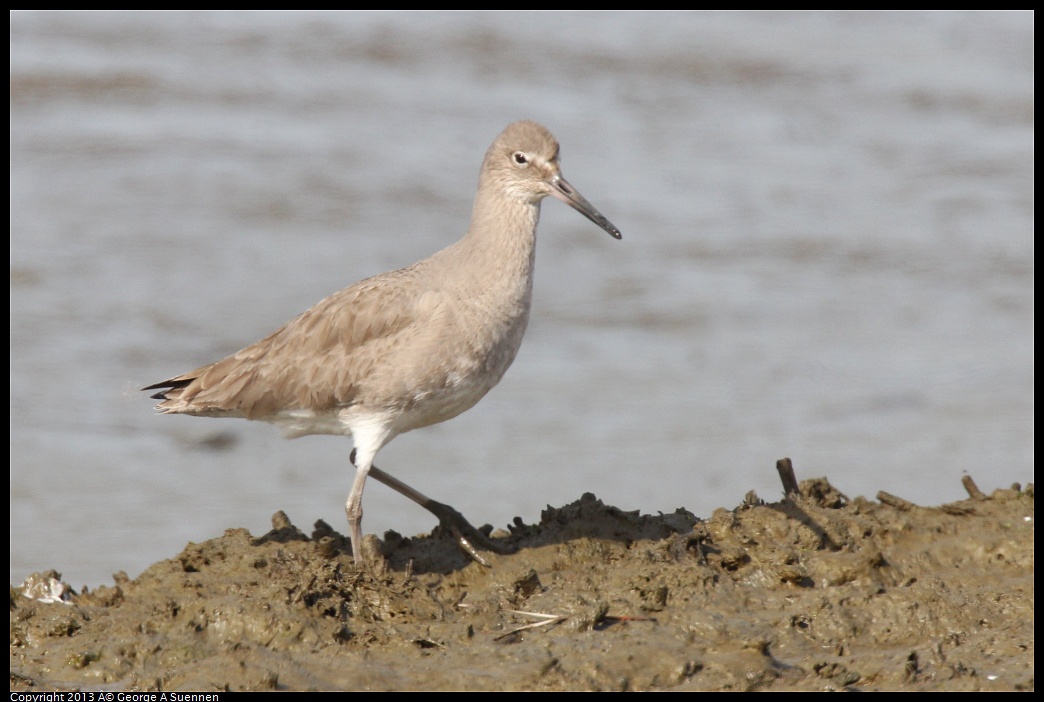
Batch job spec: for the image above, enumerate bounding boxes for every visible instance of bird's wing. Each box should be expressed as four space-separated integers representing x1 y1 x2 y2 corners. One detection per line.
145 269 429 419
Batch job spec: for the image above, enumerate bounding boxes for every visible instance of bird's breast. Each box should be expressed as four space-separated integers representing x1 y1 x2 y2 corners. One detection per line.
391 296 531 433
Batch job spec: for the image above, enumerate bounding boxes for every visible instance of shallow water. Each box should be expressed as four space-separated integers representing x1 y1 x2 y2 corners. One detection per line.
10 11 1034 587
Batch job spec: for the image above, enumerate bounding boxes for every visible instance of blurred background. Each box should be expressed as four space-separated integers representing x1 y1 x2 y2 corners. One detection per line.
11 11 1034 588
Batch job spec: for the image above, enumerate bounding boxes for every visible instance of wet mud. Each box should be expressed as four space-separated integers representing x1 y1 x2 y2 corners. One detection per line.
10 474 1034 691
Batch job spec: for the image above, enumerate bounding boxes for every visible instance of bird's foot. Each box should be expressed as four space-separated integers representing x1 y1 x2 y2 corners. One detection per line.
426 500 514 567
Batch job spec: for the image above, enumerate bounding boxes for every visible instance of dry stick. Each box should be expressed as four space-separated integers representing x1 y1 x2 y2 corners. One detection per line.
962 475 987 500
493 610 568 641
877 491 916 511
776 457 801 498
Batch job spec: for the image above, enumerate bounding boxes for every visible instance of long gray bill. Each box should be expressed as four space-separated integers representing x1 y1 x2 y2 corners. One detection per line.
550 174 622 239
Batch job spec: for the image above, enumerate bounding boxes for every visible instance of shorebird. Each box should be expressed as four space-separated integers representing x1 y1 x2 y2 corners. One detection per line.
144 120 621 566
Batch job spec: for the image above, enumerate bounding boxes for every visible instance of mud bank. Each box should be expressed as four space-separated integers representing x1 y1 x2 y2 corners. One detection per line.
10 473 1034 691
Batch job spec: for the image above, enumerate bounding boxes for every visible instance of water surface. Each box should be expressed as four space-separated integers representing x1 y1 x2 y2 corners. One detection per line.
10 11 1034 587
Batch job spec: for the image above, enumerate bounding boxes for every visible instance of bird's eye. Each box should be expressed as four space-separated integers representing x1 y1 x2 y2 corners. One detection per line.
512 151 529 167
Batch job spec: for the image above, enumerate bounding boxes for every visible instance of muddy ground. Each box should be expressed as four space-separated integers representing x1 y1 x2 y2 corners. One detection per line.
10 471 1034 692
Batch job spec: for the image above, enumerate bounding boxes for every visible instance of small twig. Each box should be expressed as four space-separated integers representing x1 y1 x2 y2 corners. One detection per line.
776 457 801 498
500 608 564 620
962 475 987 500
877 491 916 511
494 609 568 641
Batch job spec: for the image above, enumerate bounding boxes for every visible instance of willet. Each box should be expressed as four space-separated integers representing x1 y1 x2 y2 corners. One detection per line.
144 120 621 566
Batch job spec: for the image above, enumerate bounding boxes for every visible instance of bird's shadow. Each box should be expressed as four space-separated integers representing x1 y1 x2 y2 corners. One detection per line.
253 492 702 576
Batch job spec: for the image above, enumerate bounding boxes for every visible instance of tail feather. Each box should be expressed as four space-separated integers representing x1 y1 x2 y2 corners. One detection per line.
142 378 193 401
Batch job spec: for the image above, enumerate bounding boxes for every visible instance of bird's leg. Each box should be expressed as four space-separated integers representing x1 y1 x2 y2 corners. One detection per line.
345 453 372 565
350 449 513 566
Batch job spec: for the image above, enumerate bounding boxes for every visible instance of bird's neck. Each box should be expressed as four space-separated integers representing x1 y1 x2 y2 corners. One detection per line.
465 180 540 244
454 182 541 294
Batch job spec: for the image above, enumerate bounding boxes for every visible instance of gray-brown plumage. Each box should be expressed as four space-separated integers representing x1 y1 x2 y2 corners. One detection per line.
145 120 620 565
